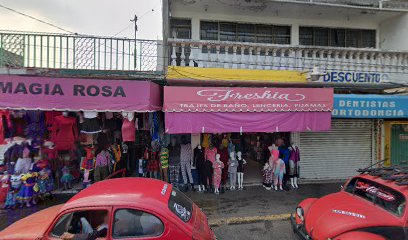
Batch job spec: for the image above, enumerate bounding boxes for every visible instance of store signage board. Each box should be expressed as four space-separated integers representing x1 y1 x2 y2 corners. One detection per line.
321 71 388 84
164 87 333 112
0 75 161 112
333 94 408 118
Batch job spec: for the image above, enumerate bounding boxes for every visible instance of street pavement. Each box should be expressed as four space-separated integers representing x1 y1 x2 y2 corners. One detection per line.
0 182 341 239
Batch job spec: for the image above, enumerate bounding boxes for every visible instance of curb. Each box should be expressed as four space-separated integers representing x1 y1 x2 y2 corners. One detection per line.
209 213 291 227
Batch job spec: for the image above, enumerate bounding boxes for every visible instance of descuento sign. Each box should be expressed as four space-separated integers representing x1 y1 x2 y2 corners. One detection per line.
323 71 389 83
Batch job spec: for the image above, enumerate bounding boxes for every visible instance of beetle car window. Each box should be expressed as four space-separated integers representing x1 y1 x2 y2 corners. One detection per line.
345 177 406 217
113 209 164 238
50 210 108 238
168 188 193 222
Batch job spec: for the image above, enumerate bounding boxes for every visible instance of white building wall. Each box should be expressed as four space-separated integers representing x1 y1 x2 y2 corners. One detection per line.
380 13 408 51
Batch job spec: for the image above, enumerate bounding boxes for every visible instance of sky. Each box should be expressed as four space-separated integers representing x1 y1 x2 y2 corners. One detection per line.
0 0 163 40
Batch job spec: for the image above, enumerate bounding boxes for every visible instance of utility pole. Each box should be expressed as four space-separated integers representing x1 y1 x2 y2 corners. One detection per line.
130 14 138 69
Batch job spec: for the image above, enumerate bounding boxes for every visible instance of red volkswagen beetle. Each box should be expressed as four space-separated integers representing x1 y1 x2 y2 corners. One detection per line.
0 178 215 240
291 166 408 240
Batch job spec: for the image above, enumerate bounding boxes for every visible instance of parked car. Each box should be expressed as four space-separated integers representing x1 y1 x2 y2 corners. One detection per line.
291 166 408 240
0 178 215 240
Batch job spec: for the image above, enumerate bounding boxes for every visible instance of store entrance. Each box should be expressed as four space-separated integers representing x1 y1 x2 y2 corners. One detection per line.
202 132 291 185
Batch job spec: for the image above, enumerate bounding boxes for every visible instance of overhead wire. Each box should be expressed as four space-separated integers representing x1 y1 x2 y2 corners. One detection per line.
0 3 76 34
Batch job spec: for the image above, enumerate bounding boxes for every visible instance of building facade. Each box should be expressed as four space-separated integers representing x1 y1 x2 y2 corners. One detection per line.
162 0 408 181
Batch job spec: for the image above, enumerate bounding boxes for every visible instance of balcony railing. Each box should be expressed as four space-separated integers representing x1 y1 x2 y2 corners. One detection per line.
169 38 408 75
0 31 161 71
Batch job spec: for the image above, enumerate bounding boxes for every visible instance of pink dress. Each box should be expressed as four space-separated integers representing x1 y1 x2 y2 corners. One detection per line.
213 161 224 189
205 147 217 164
122 119 135 142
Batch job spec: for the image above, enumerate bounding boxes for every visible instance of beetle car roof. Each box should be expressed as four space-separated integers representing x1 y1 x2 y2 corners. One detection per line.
62 178 173 211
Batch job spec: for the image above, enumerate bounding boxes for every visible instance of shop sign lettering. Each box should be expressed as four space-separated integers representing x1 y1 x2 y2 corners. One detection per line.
333 95 408 119
197 89 305 102
323 71 388 83
0 81 126 97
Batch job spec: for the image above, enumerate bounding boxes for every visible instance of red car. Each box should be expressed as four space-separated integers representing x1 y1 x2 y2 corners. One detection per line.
291 166 408 240
0 178 215 240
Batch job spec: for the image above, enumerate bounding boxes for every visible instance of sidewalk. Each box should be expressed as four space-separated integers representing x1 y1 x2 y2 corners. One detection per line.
185 182 342 221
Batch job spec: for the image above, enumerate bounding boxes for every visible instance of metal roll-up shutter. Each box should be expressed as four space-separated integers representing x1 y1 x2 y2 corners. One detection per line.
299 119 373 180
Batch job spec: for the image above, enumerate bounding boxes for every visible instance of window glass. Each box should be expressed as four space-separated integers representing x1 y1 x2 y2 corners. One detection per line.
300 27 375 49
170 18 191 39
256 25 273 44
50 210 108 238
273 26 291 44
299 27 313 46
168 188 193 222
345 177 406 217
330 28 346 47
237 24 255 43
113 209 164 238
220 22 237 42
200 21 218 40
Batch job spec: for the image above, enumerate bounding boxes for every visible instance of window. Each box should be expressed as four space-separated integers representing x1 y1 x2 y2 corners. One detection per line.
168 188 193 222
200 21 290 44
170 18 191 39
113 209 164 238
299 27 376 48
50 210 109 238
345 177 406 217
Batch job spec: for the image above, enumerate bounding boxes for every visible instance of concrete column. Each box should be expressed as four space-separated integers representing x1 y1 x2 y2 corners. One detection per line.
291 23 299 46
191 17 200 40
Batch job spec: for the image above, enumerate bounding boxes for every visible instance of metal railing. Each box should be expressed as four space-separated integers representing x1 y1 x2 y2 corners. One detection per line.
0 31 161 71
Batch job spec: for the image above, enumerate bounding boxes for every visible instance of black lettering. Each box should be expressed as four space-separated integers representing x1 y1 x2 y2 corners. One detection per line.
0 82 12 93
29 83 42 95
101 86 112 97
87 85 100 97
73 85 85 96
52 84 64 95
14 83 28 94
44 84 49 95
113 86 126 97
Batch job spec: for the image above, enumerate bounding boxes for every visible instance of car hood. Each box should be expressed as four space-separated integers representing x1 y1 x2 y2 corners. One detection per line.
0 204 63 240
305 192 402 240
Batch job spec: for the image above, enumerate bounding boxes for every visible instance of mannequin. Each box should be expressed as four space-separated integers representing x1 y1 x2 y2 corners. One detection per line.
53 113 78 151
168 137 181 188
289 143 300 188
15 147 31 174
218 144 229 191
278 139 290 190
228 152 238 190
228 139 235 155
194 144 206 192
5 173 21 209
213 154 224 195
262 162 273 190
16 171 38 207
0 171 10 207
180 137 194 190
204 143 217 191
271 149 285 191
221 134 229 148
121 112 137 175
121 112 136 142
236 151 247 190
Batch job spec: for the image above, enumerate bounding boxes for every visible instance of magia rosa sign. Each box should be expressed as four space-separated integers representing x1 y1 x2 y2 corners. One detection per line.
164 87 333 112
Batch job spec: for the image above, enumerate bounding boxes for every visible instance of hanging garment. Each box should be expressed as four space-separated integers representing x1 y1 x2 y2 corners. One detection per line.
262 165 273 188
16 172 38 202
212 161 224 189
237 157 246 173
147 151 160 174
24 111 46 147
94 150 110 182
272 159 286 185
180 144 193 185
122 119 136 142
202 134 210 148
218 147 229 184
53 116 78 151
150 112 160 142
160 148 169 169
194 147 206 186
289 145 300 178
168 144 181 165
204 147 217 164
0 110 12 143
81 111 102 134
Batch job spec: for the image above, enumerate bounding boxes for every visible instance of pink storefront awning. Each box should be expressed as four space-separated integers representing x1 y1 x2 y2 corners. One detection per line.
0 75 162 112
164 86 333 112
164 86 333 134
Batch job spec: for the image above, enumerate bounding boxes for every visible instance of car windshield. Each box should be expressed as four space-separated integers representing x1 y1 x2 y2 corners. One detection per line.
345 177 406 217
168 188 193 222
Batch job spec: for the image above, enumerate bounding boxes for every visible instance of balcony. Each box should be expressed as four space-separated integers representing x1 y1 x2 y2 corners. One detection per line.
169 38 408 82
0 31 162 75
